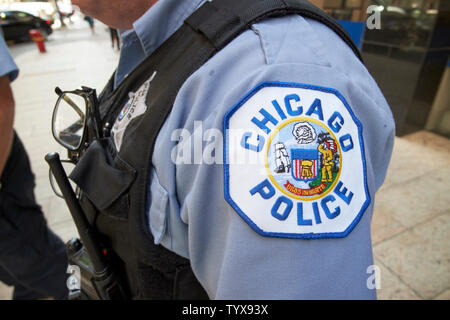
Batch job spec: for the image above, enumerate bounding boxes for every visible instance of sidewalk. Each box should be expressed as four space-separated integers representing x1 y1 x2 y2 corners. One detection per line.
372 131 450 299
1 18 118 299
0 18 449 300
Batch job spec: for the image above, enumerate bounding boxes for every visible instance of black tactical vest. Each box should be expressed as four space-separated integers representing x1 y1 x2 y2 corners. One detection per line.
70 0 363 299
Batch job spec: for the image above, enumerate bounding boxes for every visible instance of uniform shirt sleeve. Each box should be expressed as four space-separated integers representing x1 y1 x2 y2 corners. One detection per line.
148 14 395 299
0 36 19 81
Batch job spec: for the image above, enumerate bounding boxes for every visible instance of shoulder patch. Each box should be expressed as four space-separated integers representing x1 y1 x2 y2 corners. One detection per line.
223 81 370 239
112 71 156 151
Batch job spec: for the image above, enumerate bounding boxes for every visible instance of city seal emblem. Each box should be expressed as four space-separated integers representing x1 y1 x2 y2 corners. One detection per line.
224 82 370 239
267 119 341 200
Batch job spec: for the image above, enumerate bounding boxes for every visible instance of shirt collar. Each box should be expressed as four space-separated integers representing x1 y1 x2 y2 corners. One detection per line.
132 0 205 57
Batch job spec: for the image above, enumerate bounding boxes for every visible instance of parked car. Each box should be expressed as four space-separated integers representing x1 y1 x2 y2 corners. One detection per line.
5 1 55 23
0 10 53 42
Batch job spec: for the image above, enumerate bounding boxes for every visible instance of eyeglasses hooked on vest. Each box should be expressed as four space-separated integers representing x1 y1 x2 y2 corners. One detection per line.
45 86 128 300
52 86 103 158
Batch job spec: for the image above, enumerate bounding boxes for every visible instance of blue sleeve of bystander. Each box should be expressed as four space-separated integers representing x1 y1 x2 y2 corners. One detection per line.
0 36 19 82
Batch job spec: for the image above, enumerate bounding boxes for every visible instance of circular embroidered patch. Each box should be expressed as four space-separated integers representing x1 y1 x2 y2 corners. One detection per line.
223 82 370 239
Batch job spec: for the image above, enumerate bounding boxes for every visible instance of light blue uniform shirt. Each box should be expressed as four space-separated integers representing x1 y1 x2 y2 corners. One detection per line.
115 0 395 299
0 36 19 81
115 0 204 88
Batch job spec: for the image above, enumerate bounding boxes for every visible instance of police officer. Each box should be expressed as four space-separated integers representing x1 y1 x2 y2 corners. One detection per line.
0 36 68 299
70 0 395 299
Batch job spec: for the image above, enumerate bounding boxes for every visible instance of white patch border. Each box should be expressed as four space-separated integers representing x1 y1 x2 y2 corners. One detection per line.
223 81 371 239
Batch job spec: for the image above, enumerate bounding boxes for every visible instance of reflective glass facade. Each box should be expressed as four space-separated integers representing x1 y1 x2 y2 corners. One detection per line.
320 0 450 137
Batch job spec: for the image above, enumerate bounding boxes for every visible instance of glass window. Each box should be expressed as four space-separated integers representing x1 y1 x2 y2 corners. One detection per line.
0 11 13 22
426 61 450 138
361 0 443 135
364 0 438 48
12 11 34 22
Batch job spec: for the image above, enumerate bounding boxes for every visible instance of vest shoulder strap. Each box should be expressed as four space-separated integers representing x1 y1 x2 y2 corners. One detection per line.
185 0 363 62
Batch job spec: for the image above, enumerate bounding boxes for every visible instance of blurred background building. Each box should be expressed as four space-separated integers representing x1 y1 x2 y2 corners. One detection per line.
311 0 450 138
